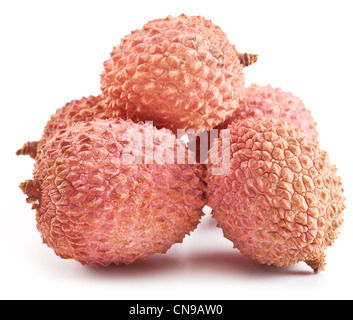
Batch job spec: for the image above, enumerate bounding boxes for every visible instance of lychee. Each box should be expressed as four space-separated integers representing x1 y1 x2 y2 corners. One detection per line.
188 84 318 164
16 95 120 159
206 118 345 272
20 118 206 266
217 84 319 140
101 14 257 134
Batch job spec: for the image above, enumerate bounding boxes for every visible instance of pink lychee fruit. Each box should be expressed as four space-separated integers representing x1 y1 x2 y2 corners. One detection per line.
206 117 345 272
20 118 206 266
217 84 319 140
101 14 257 134
16 95 122 159
188 84 318 164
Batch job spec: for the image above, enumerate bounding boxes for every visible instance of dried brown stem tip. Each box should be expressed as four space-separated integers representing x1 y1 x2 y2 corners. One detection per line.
306 255 327 273
237 52 258 67
16 141 39 159
19 180 41 209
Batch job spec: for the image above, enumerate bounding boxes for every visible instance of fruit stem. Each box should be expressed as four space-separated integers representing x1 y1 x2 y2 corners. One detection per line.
237 52 258 67
16 141 39 159
19 180 41 208
305 254 327 273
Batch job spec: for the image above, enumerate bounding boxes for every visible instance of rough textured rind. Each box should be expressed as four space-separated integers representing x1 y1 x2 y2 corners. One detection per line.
39 95 116 147
217 84 319 140
189 84 318 164
206 118 345 272
17 95 121 159
21 119 206 266
101 14 255 133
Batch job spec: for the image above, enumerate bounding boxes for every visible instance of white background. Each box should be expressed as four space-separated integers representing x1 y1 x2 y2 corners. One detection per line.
1 0 353 300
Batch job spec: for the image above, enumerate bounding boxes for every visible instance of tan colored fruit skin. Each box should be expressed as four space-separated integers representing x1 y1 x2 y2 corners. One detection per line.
207 118 345 272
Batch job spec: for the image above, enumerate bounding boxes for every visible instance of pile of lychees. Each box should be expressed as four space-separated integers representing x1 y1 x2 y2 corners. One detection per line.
18 14 345 272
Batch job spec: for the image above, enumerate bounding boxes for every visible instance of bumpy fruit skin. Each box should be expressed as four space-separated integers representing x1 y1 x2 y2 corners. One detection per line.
189 84 318 164
21 119 206 266
39 95 113 147
17 95 121 159
207 118 345 272
101 14 253 133
218 84 319 140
